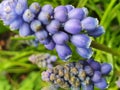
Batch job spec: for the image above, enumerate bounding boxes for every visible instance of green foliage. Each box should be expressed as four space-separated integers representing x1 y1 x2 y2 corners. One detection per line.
0 74 12 90
0 0 120 90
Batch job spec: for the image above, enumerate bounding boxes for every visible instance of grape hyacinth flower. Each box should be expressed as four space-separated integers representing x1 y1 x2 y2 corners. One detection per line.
56 44 72 60
42 59 112 90
29 53 57 68
29 2 41 14
0 0 105 60
44 40 56 50
52 31 69 45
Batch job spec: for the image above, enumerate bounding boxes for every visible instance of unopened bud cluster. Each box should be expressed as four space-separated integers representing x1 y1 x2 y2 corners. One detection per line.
42 59 112 90
0 0 105 60
29 53 57 68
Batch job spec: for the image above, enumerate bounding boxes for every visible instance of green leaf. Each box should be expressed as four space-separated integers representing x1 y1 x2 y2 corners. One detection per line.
0 21 9 34
0 74 12 90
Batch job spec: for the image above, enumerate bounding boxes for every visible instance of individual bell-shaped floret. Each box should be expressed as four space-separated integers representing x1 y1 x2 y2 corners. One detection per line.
68 8 87 20
41 71 51 81
35 30 48 40
92 71 102 83
2 12 17 25
101 63 112 75
0 0 17 15
65 5 74 12
52 31 69 45
23 9 35 23
10 18 23 30
30 20 42 32
29 2 41 14
81 17 99 31
77 47 93 59
42 4 53 15
44 40 56 50
56 44 72 60
54 6 68 13
64 19 82 34
71 34 91 48
19 23 33 36
94 78 108 89
46 19 61 34
87 59 101 71
38 11 51 25
15 0 28 15
54 10 68 23
88 26 105 37
84 65 94 76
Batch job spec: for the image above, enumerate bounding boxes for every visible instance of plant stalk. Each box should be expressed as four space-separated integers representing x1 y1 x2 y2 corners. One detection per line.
91 41 120 56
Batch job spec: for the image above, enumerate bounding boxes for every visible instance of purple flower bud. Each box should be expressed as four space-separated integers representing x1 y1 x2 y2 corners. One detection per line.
71 34 91 48
29 2 41 14
42 4 53 15
19 23 33 36
30 20 42 32
82 7 88 17
101 63 112 75
81 17 99 31
46 20 61 34
88 59 101 71
44 40 55 50
35 30 48 40
92 71 102 83
84 65 93 76
87 58 94 64
54 6 67 13
77 47 93 59
52 31 69 45
3 12 17 25
49 56 57 62
88 26 105 37
28 55 36 64
64 19 82 34
56 44 72 60
47 64 53 68
81 84 94 90
23 9 35 23
54 11 68 23
47 58 52 64
38 11 51 25
39 37 51 45
65 5 74 12
0 0 17 14
95 78 108 89
68 8 86 20
10 18 23 30
15 0 28 15
78 69 86 81
41 71 51 81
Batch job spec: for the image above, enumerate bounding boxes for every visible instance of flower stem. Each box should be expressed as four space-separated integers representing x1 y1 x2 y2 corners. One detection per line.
91 41 120 56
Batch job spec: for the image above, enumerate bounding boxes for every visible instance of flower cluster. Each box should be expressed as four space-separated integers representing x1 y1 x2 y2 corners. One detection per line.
0 0 105 60
29 53 57 68
41 59 112 90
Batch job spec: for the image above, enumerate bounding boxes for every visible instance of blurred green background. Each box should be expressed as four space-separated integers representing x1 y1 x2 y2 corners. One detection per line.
0 0 120 90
